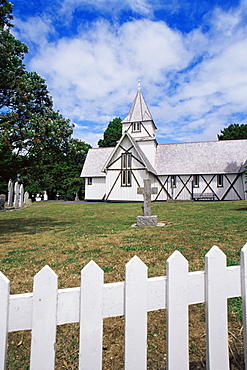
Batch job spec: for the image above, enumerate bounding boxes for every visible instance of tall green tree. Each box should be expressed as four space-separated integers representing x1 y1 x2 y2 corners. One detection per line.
0 0 91 198
218 123 247 140
98 117 122 147
0 0 28 110
20 138 91 200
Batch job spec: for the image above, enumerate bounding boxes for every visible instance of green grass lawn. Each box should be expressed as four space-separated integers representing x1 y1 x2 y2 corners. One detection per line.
1 200 247 369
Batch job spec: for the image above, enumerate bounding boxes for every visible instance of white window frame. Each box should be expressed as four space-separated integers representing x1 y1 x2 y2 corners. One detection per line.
121 153 132 187
171 175 176 188
132 122 141 132
217 174 224 187
193 175 199 187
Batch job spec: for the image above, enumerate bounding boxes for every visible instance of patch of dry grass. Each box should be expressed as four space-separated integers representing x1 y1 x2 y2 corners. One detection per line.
1 200 247 369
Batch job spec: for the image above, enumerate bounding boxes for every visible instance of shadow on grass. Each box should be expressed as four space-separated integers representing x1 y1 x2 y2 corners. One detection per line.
0 218 71 243
234 207 247 212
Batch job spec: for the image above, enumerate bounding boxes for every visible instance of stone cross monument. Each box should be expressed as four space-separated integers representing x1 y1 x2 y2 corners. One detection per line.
136 179 158 226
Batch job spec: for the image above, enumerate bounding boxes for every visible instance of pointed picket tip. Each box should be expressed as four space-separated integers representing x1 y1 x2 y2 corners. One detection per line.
0 271 10 285
81 260 102 273
126 255 146 269
205 245 225 258
241 243 247 253
34 265 58 280
167 250 187 264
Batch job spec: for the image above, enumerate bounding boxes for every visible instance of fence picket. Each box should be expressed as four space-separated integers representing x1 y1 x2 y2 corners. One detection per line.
125 256 147 370
30 266 58 370
1 245 246 369
79 261 103 370
166 250 189 370
205 246 229 369
0 272 9 370
241 243 247 369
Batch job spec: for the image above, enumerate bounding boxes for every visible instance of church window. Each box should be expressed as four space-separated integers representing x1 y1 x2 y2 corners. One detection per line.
217 174 224 187
132 122 141 132
193 175 199 187
121 153 132 186
171 175 176 188
88 177 92 185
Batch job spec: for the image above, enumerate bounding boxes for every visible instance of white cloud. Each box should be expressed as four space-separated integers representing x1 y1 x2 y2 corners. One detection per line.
13 16 55 47
14 0 247 146
27 18 190 125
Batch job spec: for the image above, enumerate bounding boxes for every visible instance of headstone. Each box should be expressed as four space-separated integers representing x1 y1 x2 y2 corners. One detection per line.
43 191 48 201
24 191 29 204
136 179 158 226
0 194 6 210
7 179 13 207
14 182 20 208
75 192 79 201
19 184 24 208
36 194 42 202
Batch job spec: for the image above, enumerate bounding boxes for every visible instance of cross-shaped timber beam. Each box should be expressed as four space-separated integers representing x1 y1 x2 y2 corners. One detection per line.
137 179 158 216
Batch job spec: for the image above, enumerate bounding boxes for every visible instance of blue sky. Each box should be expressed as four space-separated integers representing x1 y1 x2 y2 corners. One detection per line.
11 0 247 147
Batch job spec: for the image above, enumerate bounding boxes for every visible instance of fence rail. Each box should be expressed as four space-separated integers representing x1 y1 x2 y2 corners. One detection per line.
1 244 247 369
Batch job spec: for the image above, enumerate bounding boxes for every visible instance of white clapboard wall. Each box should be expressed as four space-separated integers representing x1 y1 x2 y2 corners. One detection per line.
1 244 247 369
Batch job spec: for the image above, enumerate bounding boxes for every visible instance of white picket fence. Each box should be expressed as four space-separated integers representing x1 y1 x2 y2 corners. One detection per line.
1 244 247 369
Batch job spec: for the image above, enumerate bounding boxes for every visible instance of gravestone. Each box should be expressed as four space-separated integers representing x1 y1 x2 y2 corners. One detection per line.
136 179 158 226
0 194 6 210
14 182 20 208
19 184 24 208
24 191 29 204
36 194 42 202
8 179 13 207
43 191 48 201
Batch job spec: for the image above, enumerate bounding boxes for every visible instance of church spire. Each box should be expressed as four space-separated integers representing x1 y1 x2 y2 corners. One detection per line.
138 80 141 92
122 82 153 123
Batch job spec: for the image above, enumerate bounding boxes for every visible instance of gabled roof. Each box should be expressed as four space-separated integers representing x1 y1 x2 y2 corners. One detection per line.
155 139 247 175
80 147 114 177
102 132 157 174
122 88 154 124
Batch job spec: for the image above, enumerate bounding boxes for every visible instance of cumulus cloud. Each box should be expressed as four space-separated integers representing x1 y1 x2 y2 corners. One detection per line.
13 0 247 146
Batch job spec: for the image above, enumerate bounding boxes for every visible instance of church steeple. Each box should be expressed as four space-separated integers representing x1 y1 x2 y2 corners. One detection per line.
122 81 154 124
121 82 157 167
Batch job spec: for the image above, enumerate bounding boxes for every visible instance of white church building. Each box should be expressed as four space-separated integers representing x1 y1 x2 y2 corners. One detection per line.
81 85 247 202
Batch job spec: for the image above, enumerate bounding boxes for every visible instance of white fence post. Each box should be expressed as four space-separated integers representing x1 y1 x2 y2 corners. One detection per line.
205 246 229 369
241 243 247 369
166 250 189 370
30 266 58 370
0 272 9 370
124 256 148 370
79 261 103 370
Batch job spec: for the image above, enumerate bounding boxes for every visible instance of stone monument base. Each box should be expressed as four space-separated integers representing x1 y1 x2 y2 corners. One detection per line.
136 215 158 227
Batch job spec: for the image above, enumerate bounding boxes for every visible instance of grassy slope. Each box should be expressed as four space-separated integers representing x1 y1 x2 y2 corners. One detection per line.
1 200 247 369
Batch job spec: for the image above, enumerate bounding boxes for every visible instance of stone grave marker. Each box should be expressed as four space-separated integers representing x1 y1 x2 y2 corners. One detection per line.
136 179 158 226
8 179 13 207
14 182 20 208
19 184 24 208
24 191 29 204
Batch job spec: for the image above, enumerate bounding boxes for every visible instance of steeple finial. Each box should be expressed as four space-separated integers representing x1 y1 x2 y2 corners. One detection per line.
138 80 141 91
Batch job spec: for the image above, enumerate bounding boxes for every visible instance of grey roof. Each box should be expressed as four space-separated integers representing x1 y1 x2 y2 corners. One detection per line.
155 140 247 175
80 147 114 177
122 90 154 123
102 132 157 174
